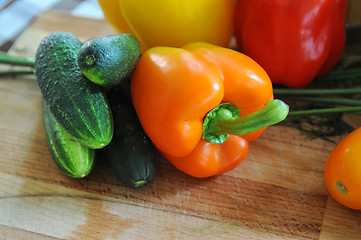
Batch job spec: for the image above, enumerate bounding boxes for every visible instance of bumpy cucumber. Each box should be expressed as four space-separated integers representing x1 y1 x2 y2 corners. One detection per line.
35 31 113 149
102 84 156 187
42 99 95 178
77 33 141 87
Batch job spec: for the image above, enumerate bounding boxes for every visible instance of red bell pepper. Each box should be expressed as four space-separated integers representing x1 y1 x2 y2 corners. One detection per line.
234 0 348 88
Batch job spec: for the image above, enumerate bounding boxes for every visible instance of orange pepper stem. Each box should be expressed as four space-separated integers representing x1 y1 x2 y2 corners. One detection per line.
203 99 289 144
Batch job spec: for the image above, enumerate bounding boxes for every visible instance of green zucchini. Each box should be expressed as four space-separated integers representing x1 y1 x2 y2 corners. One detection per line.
102 84 156 187
42 98 95 178
35 31 113 149
77 33 141 87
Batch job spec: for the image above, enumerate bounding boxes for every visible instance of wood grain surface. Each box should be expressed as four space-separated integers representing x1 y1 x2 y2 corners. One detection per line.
1 11 361 240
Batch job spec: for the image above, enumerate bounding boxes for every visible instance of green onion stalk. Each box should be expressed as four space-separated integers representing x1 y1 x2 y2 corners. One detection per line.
0 51 35 76
273 75 361 119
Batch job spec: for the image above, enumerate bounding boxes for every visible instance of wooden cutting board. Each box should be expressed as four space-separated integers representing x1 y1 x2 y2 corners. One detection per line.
1 11 361 240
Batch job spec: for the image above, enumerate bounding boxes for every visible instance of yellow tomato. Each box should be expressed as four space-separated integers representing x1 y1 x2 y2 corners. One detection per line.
98 0 235 52
324 127 361 210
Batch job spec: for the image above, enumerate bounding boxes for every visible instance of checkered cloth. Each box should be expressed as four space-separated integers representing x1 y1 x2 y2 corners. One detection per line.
0 0 104 51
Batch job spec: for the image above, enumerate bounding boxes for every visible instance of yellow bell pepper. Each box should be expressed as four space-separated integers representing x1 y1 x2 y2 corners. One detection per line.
98 0 235 52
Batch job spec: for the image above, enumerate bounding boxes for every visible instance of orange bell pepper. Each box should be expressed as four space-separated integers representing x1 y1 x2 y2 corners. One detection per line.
131 43 289 178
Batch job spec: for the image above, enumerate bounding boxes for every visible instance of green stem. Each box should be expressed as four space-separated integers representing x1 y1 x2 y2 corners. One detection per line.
282 96 361 106
273 88 361 95
0 51 35 67
318 68 361 80
0 69 35 76
336 181 348 194
288 106 361 117
202 99 289 144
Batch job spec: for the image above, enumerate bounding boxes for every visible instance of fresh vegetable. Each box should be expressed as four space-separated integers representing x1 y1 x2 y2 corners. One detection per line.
324 127 361 210
42 99 95 178
131 42 289 178
274 87 361 118
234 0 348 88
0 51 34 76
77 33 141 87
0 51 35 67
35 31 113 149
98 0 235 52
102 84 156 187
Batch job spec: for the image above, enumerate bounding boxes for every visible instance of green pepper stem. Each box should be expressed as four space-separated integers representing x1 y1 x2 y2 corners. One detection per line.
203 99 289 144
0 51 35 67
273 88 361 95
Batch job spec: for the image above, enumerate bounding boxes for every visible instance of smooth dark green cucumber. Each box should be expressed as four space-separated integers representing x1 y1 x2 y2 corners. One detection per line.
42 99 95 178
77 33 141 87
35 31 113 149
102 84 156 187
